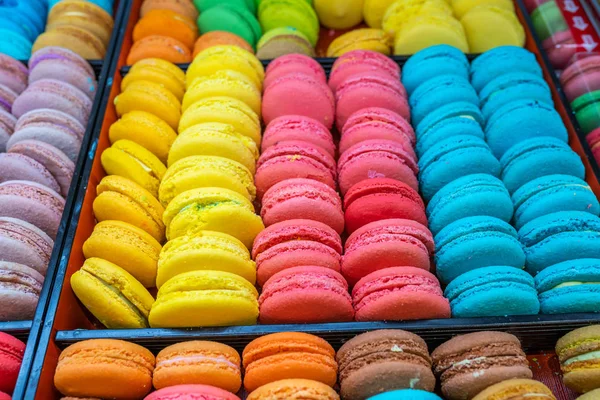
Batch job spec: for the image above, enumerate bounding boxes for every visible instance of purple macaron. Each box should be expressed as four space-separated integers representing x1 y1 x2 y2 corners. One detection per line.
0 261 44 321
0 153 61 193
0 85 17 114
0 217 53 276
0 54 28 95
0 109 16 152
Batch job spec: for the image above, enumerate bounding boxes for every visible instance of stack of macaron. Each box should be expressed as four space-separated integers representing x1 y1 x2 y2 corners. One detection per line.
0 332 26 398
0 0 48 59
556 325 600 394
33 0 115 59
0 47 96 321
128 0 198 65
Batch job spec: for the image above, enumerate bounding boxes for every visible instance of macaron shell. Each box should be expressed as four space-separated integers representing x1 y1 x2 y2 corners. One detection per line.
246 379 339 400
0 261 43 321
194 31 254 57
0 217 53 276
0 54 28 94
264 54 327 89
32 26 106 59
261 115 335 157
0 331 25 394
8 122 82 162
133 9 198 50
0 85 17 113
127 35 192 65
0 153 61 193
140 0 199 20
145 385 241 400
28 57 97 100
14 108 85 140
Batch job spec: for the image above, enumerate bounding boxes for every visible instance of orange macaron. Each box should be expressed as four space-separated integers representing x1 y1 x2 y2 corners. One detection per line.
127 35 192 65
193 31 254 58
242 332 338 392
140 0 198 20
152 341 242 393
133 9 198 50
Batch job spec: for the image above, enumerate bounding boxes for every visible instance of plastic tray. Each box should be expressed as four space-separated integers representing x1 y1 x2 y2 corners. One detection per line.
23 1 600 399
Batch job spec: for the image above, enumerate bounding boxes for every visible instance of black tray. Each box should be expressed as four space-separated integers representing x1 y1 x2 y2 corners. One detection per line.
8 0 130 397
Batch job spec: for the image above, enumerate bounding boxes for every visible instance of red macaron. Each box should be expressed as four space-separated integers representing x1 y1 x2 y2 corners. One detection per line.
0 332 25 394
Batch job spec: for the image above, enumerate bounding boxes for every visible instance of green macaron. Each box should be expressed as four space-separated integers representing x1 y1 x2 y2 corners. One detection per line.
572 90 600 135
194 0 257 14
197 3 262 48
531 1 568 41
258 0 319 47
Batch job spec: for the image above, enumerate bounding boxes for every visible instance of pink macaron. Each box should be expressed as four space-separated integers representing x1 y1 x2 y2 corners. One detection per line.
0 109 17 152
262 73 335 129
352 266 450 322
560 55 600 103
255 141 337 199
0 332 25 395
264 54 327 89
0 84 17 113
0 217 53 276
329 50 401 93
12 79 92 125
342 219 434 286
261 115 335 157
587 127 600 164
261 178 345 234
0 261 44 321
543 30 576 71
0 54 28 94
0 153 61 193
335 74 410 130
259 266 354 324
337 139 419 195
144 385 241 400
252 219 342 287
344 178 427 234
0 180 65 239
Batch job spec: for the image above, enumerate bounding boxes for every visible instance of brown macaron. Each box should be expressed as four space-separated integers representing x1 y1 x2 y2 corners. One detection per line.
431 331 532 400
556 325 600 393
336 329 436 400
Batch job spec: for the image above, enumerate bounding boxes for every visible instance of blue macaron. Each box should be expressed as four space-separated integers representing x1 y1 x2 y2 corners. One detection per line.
0 30 33 59
402 44 470 95
535 258 600 314
444 266 540 318
409 75 479 127
418 135 501 202
485 99 568 158
0 0 46 34
426 174 514 236
512 175 599 230
470 46 543 93
434 216 526 284
518 211 600 275
479 72 552 121
500 137 585 193
415 102 484 157
368 389 443 400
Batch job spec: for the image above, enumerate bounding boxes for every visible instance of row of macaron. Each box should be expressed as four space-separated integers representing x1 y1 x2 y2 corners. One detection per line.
50 328 579 400
3 0 115 60
0 47 98 322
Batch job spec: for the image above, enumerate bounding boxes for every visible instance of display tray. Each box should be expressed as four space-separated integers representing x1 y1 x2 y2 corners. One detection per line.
5 0 129 398
22 0 600 399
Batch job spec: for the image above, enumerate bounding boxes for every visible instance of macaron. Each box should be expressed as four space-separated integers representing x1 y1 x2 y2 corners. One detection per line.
0 216 53 276
54 339 155 399
363 0 395 28
127 35 192 65
148 270 259 327
193 31 254 57
0 109 16 152
535 258 600 314
543 30 576 71
133 9 198 50
146 385 240 400
261 115 335 157
472 379 556 400
162 187 264 247
258 0 320 47
344 178 427 234
261 178 344 234
500 137 585 194
368 390 442 400
256 27 315 59
12 107 85 140
46 0 114 46
434 216 525 284
247 379 339 400
572 90 600 135
259 266 354 324
314 0 363 29
153 341 241 392
70 257 155 328
252 219 342 287
556 325 600 393
242 332 337 391
264 54 326 90
342 219 434 286
392 14 469 55
0 332 25 395
329 51 400 94
426 174 514 236
531 0 568 41
0 29 33 60
326 29 392 58
353 266 450 321
157 230 256 288
432 332 532 400
520 210 600 274
560 55 600 103
0 262 43 321
337 330 436 400
197 3 262 49
382 0 452 35
121 59 185 103
0 85 17 114
461 5 525 53
33 26 107 59
589 127 600 164
579 389 600 400
140 0 198 20
0 54 28 94
0 152 61 194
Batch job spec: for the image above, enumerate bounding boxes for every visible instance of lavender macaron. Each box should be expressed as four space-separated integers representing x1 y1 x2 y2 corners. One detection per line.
0 262 44 321
0 153 61 193
0 54 28 94
0 108 17 152
0 84 18 113
0 217 54 276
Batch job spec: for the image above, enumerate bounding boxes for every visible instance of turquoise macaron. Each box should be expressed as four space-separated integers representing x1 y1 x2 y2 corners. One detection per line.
444 266 540 318
535 258 600 314
0 30 33 60
485 99 568 158
500 136 585 194
470 46 543 93
479 72 552 121
426 174 513 236
434 216 525 284
402 45 469 95
198 3 262 48
369 390 443 400
418 135 500 202
0 0 46 34
409 75 479 127
415 102 484 158
518 211 600 275
512 175 599 230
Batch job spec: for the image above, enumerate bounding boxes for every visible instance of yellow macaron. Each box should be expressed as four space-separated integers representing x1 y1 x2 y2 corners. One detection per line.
46 0 114 45
157 230 256 288
179 96 261 145
101 139 167 198
94 175 166 243
162 187 264 247
32 26 106 59
114 80 181 130
460 5 524 53
382 0 452 35
452 0 513 18
326 29 393 57
83 220 163 287
314 0 364 29
149 270 259 328
182 70 262 115
109 111 178 164
168 123 258 173
158 155 256 206
394 14 469 54
71 257 155 328
122 59 186 101
363 0 396 28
